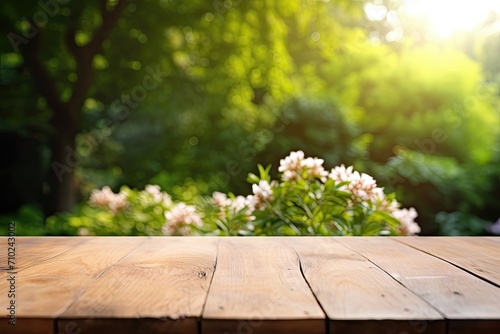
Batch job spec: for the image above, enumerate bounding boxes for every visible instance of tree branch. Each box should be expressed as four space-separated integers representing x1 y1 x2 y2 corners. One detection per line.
64 1 86 59
20 24 71 126
67 0 128 110
90 0 129 52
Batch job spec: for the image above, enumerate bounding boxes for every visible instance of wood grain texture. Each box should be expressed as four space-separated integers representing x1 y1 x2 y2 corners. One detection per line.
397 237 500 286
60 237 218 334
289 238 444 334
337 237 500 332
0 237 90 278
0 237 144 319
484 237 500 244
1 237 499 334
203 237 325 334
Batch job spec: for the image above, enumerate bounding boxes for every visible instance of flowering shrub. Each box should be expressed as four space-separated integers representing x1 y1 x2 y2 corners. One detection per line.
46 184 173 236
199 151 421 236
50 151 420 236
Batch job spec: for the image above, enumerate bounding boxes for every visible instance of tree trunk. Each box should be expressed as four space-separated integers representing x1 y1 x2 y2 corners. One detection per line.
21 0 129 216
45 107 79 215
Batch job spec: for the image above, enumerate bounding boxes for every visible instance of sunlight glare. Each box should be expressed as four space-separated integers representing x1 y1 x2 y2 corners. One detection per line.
402 0 500 38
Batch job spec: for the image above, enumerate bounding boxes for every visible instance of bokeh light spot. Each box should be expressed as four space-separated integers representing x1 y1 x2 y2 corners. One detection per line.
311 32 321 41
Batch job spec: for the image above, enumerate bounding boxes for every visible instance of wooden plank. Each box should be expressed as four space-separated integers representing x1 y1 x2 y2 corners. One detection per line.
0 237 51 269
0 237 144 322
397 237 500 286
337 238 500 334
289 238 444 334
449 320 500 334
59 237 218 334
0 318 54 334
484 237 500 244
58 318 195 334
0 237 90 278
202 237 325 334
328 320 443 334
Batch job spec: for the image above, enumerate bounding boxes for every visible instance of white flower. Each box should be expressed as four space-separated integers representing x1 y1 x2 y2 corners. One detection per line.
89 186 115 206
247 180 274 211
89 186 128 214
212 192 253 221
163 202 203 235
392 208 421 236
328 164 354 183
301 157 328 181
279 150 305 181
145 184 172 207
145 184 162 202
230 195 247 213
329 165 377 202
212 192 231 207
279 151 329 181
252 180 273 199
371 187 400 213
348 171 377 202
161 193 173 207
108 191 128 214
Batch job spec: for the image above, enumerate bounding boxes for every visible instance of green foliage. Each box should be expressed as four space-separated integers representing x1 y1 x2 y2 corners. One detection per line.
0 205 46 236
245 165 400 236
49 151 417 236
46 185 171 236
1 0 499 235
435 212 489 236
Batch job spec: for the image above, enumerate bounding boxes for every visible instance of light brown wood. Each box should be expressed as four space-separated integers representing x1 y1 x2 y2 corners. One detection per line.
288 238 444 334
59 237 218 334
483 236 500 244
202 237 325 334
1 237 499 334
337 237 500 333
0 237 143 319
0 237 90 279
397 237 500 285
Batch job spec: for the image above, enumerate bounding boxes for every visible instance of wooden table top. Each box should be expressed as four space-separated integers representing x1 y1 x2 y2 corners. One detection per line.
0 237 499 334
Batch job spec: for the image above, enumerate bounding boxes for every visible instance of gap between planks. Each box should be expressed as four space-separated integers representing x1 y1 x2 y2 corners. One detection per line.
202 237 326 334
287 237 445 334
59 237 219 334
394 237 500 287
336 237 500 334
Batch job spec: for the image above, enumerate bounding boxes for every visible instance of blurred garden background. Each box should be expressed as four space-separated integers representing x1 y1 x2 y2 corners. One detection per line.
1 0 499 236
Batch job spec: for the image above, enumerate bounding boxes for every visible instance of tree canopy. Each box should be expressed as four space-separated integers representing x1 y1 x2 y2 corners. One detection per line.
1 0 499 236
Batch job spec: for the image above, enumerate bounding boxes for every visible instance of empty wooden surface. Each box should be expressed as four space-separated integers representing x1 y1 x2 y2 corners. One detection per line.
337 238 500 334
0 237 499 334
397 237 500 286
290 238 445 334
203 238 324 334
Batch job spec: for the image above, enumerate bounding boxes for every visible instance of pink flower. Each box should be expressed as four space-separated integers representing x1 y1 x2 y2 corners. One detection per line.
89 186 128 214
163 203 203 235
145 184 172 207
